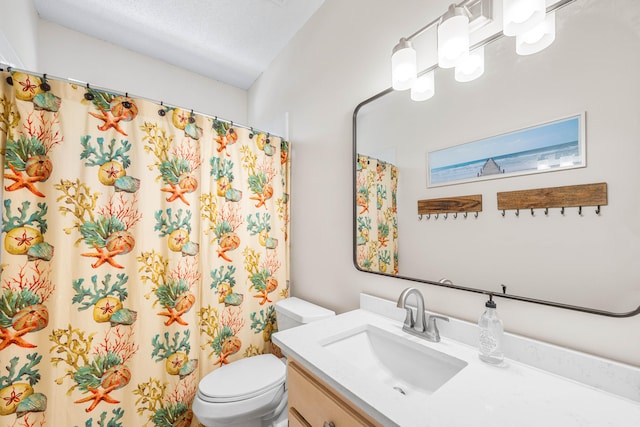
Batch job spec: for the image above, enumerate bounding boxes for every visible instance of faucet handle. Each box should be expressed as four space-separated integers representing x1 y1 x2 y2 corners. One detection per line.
425 314 449 342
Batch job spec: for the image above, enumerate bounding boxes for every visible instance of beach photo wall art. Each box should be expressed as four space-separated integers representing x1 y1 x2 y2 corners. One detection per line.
427 113 585 187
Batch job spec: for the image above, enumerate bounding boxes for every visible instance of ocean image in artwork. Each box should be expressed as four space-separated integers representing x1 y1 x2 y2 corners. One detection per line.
428 115 583 186
430 140 581 185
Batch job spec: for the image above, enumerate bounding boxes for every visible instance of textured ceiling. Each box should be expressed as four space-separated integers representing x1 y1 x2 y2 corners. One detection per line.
33 0 325 90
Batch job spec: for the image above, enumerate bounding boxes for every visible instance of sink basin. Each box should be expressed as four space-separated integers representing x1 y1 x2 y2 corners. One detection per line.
321 324 467 398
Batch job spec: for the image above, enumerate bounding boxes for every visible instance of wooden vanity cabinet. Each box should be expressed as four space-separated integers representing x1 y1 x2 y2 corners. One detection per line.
287 359 383 427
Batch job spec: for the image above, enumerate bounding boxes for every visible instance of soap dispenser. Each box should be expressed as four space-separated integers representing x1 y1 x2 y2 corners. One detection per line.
478 295 504 365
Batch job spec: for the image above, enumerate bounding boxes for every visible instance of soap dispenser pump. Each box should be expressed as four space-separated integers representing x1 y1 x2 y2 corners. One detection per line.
478 295 504 365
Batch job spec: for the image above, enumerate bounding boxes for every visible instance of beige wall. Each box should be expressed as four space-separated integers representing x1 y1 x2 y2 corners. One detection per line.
37 21 247 123
248 0 640 367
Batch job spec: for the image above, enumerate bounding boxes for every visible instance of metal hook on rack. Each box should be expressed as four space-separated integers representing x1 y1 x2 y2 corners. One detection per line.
419 214 423 220
444 213 448 220
545 207 549 216
474 212 479 218
463 212 468 219
578 206 583 216
434 214 439 220
426 214 430 220
515 209 519 217
453 212 458 219
561 207 565 215
595 205 601 215
531 208 535 217
501 210 506 217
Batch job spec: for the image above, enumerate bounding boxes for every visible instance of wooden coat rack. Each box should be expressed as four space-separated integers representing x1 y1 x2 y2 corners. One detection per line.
497 182 607 216
417 194 482 219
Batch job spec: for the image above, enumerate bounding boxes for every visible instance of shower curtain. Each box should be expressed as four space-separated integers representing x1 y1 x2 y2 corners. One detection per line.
0 69 290 426
355 154 398 275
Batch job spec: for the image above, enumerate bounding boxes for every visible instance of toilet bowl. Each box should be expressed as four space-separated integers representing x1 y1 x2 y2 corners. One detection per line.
193 297 335 427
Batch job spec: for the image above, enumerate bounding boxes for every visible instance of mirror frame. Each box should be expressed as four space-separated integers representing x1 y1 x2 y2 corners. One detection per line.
352 0 640 318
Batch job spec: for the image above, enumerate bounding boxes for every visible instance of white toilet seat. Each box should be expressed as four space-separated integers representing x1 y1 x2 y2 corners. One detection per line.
193 354 287 426
198 354 286 402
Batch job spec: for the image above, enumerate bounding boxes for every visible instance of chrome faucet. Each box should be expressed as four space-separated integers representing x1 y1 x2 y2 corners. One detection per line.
396 287 449 342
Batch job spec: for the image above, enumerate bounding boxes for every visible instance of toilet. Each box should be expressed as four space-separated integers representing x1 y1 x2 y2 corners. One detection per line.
192 297 335 427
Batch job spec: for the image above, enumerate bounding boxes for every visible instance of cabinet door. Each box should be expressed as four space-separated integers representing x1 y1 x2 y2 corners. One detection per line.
289 408 312 427
288 359 381 427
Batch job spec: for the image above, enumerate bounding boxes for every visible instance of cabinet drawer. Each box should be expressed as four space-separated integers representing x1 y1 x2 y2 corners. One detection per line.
288 359 381 427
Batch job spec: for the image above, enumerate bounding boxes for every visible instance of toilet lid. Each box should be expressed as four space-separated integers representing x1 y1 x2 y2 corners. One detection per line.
198 354 286 403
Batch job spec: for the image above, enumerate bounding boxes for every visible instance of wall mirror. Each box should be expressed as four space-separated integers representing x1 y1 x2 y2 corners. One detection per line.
353 0 640 316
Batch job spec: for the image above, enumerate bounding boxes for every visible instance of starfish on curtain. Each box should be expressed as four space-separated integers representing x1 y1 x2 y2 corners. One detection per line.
160 183 191 205
81 245 125 269
88 109 127 136
4 164 45 197
0 326 37 351
74 385 120 412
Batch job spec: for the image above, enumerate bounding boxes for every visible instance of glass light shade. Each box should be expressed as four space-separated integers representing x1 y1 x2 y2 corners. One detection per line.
411 71 435 102
455 46 485 82
502 0 546 36
391 39 417 91
516 11 555 55
437 11 469 69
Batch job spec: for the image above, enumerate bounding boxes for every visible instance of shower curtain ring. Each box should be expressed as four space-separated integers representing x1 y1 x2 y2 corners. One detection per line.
40 74 51 91
84 83 95 100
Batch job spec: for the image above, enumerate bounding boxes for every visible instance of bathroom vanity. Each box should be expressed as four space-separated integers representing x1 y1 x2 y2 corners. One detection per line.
272 294 640 427
287 359 381 426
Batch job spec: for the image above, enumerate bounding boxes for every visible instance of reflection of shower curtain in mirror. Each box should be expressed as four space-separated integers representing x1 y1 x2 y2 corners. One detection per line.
356 154 398 275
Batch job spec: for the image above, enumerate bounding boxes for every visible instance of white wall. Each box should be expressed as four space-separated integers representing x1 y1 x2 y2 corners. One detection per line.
0 0 39 68
249 0 640 367
37 21 247 123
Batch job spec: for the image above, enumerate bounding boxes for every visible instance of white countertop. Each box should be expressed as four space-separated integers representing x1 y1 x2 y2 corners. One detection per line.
272 296 640 427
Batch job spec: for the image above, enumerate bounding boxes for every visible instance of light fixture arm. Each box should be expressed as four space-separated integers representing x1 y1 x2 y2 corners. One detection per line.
398 0 576 72
400 0 575 46
404 0 475 42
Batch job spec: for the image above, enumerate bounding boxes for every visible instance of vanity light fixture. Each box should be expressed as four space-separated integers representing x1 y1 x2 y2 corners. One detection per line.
411 70 436 101
437 4 471 69
390 0 571 102
391 38 417 90
455 45 485 82
515 11 556 55
502 0 546 36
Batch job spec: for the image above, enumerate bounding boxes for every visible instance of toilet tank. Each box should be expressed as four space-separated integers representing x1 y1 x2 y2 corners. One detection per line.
275 297 335 331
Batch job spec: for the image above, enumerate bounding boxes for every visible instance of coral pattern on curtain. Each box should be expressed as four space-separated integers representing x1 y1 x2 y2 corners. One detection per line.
355 154 398 275
0 70 290 426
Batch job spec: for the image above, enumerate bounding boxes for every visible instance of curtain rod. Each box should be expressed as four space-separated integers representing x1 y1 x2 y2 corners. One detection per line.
0 64 285 140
